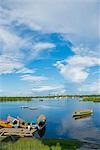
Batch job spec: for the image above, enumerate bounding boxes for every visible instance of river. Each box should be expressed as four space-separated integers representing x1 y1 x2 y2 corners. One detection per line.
0 98 100 144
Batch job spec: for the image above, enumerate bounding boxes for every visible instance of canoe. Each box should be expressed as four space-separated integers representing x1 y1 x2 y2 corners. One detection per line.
73 109 93 117
0 120 12 128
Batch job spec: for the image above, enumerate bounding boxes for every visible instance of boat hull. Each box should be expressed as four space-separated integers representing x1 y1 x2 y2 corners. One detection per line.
73 109 93 117
0 120 12 128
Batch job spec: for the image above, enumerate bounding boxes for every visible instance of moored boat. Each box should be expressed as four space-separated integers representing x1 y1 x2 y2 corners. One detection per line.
0 120 12 128
73 109 93 117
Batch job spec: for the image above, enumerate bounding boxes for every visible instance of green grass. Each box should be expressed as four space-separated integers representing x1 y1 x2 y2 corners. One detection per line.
83 97 100 102
0 97 32 102
0 137 82 150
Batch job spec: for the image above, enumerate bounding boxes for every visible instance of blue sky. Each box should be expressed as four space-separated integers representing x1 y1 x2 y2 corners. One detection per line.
0 0 100 96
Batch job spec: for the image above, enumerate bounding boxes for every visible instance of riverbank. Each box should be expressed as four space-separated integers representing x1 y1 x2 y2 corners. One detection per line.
0 137 82 150
0 95 100 102
83 97 100 102
0 97 32 102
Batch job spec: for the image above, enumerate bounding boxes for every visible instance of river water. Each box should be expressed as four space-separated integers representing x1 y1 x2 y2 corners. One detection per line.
0 98 100 143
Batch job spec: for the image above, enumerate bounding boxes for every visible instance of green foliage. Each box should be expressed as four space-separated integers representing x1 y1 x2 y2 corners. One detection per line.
83 97 100 102
0 97 32 102
0 137 82 150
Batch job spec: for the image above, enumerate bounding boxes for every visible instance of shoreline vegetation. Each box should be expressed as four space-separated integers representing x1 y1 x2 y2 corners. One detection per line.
82 96 100 102
0 95 100 102
0 137 82 150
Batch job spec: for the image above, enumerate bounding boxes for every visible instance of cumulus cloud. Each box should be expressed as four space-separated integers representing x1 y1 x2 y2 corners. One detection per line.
54 55 100 83
0 0 99 95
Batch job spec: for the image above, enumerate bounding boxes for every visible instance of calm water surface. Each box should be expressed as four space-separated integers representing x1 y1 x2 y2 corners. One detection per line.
0 98 100 143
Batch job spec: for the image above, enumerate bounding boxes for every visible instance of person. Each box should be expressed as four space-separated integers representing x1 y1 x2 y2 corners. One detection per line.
12 119 19 128
27 123 31 131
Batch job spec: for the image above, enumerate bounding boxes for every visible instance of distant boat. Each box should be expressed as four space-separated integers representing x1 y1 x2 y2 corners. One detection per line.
28 107 38 110
20 106 38 110
20 106 29 109
39 99 43 101
73 109 93 117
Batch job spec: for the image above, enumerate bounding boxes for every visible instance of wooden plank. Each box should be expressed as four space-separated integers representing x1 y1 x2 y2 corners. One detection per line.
0 128 37 137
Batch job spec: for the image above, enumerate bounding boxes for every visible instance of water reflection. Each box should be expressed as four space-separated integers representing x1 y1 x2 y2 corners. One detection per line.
57 114 100 144
74 114 93 120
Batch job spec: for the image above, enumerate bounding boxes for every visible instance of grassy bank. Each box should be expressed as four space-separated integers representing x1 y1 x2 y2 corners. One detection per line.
83 97 100 102
0 97 32 102
0 137 82 150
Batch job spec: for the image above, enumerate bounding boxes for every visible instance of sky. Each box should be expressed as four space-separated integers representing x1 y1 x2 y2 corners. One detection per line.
0 0 100 96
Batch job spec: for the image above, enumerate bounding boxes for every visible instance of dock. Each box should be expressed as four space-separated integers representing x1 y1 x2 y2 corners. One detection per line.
0 128 37 137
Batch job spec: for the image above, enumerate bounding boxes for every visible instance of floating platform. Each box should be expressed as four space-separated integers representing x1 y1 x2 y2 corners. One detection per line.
0 127 37 137
0 115 46 137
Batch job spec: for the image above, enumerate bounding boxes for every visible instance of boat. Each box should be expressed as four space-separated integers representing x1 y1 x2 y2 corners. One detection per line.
28 107 38 110
73 109 93 117
0 120 12 128
39 99 43 101
0 115 46 130
20 106 29 109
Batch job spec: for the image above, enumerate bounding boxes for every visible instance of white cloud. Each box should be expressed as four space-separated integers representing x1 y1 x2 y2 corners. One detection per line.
33 42 55 51
54 55 100 83
0 27 22 51
0 26 55 74
20 74 47 82
71 45 100 57
30 42 55 58
0 53 34 75
0 55 23 74
0 0 99 39
32 85 65 93
78 79 100 94
67 55 100 67
16 67 35 74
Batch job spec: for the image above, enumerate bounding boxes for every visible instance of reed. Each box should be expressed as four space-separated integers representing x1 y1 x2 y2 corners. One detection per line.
0 96 32 102
83 97 100 102
0 137 82 150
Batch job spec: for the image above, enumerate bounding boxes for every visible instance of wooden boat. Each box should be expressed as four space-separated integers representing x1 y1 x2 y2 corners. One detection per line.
0 114 46 129
73 109 93 117
0 120 12 128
